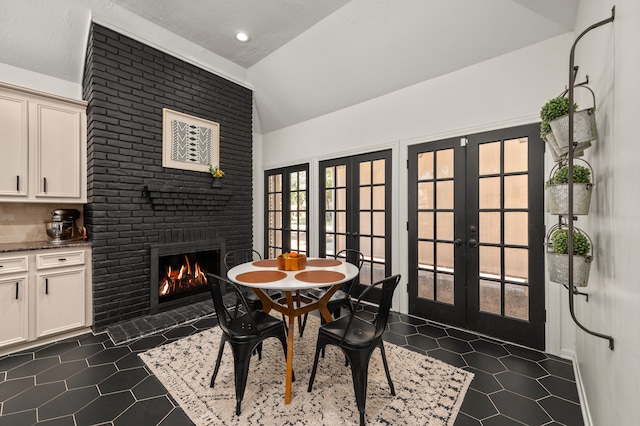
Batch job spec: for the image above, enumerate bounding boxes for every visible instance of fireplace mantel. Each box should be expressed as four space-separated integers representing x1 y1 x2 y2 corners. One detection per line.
143 184 232 211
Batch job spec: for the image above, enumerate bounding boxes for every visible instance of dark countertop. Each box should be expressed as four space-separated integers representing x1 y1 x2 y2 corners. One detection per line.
0 240 93 253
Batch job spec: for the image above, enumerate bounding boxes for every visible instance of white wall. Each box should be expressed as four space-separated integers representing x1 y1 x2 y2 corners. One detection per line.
568 1 640 425
257 33 573 336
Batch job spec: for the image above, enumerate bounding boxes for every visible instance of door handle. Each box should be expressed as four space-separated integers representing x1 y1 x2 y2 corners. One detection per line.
454 239 463 246
45 278 49 295
468 239 479 248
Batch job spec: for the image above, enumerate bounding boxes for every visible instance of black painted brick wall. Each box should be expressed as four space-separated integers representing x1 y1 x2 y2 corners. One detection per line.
83 23 254 329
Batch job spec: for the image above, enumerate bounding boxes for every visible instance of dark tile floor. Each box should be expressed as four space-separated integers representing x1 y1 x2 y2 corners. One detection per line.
0 305 583 426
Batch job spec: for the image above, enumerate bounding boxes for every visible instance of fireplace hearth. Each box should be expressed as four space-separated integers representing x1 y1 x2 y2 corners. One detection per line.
150 239 224 314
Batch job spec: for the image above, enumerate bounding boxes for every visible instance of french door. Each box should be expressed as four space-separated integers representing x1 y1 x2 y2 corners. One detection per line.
264 164 309 258
319 150 392 296
407 124 545 349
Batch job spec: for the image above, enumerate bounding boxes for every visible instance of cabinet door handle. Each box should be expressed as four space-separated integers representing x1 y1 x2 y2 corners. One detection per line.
16 282 19 299
59 258 67 262
16 176 20 191
43 177 47 193
45 278 49 295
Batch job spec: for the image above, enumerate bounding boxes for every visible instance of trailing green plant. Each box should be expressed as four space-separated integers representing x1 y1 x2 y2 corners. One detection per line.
551 228 591 256
551 164 591 184
539 96 578 141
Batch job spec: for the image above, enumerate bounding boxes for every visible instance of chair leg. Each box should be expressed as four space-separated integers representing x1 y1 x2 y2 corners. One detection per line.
345 349 373 426
299 313 308 337
230 343 254 416
378 342 396 395
307 337 327 392
210 336 227 388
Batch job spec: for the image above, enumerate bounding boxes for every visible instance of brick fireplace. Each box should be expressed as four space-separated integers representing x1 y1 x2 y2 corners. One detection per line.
83 23 255 330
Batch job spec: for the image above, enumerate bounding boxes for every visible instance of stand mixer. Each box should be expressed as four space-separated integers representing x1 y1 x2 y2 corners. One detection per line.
45 209 82 243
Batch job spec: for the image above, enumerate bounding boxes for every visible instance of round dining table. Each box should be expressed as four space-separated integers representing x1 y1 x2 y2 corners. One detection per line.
227 257 359 404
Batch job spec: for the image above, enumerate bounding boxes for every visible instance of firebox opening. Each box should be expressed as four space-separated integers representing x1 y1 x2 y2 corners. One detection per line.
158 249 217 305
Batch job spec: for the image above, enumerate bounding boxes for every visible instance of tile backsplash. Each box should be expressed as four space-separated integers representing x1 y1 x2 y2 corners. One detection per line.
0 203 84 244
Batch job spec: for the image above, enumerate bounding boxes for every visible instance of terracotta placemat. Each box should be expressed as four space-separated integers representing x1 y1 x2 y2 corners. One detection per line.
235 271 287 283
295 270 345 283
252 259 277 267
306 259 342 267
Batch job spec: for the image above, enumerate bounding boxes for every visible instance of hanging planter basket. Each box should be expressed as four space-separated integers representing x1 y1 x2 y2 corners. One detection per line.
546 224 593 287
546 159 594 215
549 85 598 156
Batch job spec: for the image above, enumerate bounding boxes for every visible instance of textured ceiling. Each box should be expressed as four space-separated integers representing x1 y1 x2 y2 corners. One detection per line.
0 0 579 133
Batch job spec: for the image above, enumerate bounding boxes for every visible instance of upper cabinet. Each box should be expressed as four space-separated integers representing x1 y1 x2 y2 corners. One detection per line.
0 82 87 203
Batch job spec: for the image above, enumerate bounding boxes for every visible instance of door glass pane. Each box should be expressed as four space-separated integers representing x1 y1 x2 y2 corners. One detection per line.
372 186 385 210
360 187 371 209
325 212 334 232
436 212 453 241
336 165 346 187
337 235 346 253
436 242 453 270
479 280 501 314
479 246 501 279
479 141 501 175
360 161 371 185
505 248 528 283
372 212 385 236
418 152 434 180
373 237 385 260
479 177 500 209
504 212 528 245
418 212 434 239
436 149 454 178
436 181 453 209
418 241 434 266
336 212 346 233
360 237 371 258
479 212 500 244
504 175 528 208
418 182 434 209
325 189 335 210
360 212 371 235
436 274 454 304
418 270 435 300
504 137 528 173
373 159 385 184
326 167 335 188
336 188 347 210
505 284 529 320
290 212 298 229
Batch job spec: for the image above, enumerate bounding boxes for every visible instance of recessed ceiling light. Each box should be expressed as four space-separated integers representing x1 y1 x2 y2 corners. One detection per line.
236 32 250 42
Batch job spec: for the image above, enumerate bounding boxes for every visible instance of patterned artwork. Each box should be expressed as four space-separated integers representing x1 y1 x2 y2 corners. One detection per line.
162 108 219 172
171 120 212 165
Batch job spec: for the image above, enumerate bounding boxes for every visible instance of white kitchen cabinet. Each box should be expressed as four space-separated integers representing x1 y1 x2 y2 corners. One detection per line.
35 249 87 338
0 247 92 354
0 260 29 348
0 81 87 203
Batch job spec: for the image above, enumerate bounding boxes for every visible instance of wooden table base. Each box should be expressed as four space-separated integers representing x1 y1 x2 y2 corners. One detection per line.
252 285 341 404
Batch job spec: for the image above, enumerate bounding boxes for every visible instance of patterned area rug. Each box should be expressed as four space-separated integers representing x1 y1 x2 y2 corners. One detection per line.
140 316 473 425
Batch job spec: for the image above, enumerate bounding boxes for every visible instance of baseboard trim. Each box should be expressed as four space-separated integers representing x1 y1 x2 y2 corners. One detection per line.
562 348 592 426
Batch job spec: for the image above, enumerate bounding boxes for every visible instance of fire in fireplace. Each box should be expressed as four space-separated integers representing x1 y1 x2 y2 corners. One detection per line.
159 253 208 298
150 240 224 314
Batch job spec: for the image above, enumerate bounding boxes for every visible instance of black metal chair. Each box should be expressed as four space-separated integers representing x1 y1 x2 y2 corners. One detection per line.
223 249 282 313
299 249 365 337
206 273 289 416
307 274 401 426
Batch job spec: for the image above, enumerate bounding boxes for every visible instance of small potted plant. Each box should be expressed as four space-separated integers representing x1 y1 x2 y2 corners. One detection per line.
546 160 593 215
209 164 225 188
540 96 577 160
547 226 593 287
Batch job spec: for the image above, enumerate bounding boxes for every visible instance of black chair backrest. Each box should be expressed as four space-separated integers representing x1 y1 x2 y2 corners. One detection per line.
335 249 364 270
224 249 262 273
341 274 401 343
335 249 364 293
206 273 259 336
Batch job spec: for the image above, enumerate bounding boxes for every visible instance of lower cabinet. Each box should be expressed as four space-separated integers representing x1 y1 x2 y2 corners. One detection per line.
0 275 29 347
0 247 92 352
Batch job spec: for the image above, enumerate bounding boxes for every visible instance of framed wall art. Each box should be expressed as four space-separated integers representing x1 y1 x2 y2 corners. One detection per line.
162 108 220 172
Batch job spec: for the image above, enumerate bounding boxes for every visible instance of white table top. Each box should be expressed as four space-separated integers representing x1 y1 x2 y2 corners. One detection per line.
227 258 359 291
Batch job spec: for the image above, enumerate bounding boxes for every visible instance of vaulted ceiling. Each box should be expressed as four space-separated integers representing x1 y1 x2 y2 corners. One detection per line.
0 0 579 133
